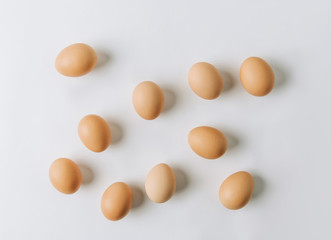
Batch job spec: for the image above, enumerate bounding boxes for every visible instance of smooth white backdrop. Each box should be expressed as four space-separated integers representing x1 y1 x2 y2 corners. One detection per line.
0 0 330 239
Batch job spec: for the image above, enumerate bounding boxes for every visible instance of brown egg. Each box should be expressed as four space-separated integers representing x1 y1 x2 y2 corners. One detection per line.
219 171 254 210
188 126 227 159
78 114 111 152
132 81 164 120
101 182 132 221
55 43 97 77
145 163 176 203
240 57 275 96
188 62 223 100
49 158 82 194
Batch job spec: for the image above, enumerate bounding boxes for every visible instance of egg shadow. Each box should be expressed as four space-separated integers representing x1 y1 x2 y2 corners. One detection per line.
268 60 290 91
107 120 123 145
161 86 177 114
251 174 265 200
77 162 94 185
221 130 240 151
218 69 236 94
130 185 145 209
173 167 189 194
94 49 112 69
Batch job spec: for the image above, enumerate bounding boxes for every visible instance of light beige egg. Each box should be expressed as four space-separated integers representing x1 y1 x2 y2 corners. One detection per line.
101 182 132 221
240 57 275 96
55 43 97 77
78 114 111 152
145 163 176 203
219 171 254 210
49 158 82 194
132 81 164 120
188 62 223 100
188 126 227 159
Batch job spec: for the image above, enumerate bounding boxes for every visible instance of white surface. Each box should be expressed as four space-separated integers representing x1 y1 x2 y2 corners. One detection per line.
0 0 330 239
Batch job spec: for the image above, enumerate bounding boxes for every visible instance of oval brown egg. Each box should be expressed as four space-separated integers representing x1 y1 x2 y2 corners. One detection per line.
132 81 164 120
219 171 254 210
145 163 176 203
188 62 223 100
78 114 111 152
49 158 82 194
101 182 132 221
240 57 275 96
55 43 97 77
188 126 227 159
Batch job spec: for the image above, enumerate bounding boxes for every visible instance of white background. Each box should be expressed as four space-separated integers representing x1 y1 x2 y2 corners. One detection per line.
0 0 330 239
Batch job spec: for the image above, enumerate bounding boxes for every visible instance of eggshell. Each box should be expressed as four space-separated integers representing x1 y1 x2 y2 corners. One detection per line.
145 163 176 203
219 171 254 210
101 182 132 221
240 57 275 96
188 62 223 100
49 158 82 194
132 81 164 120
55 43 97 77
188 126 227 159
78 114 111 152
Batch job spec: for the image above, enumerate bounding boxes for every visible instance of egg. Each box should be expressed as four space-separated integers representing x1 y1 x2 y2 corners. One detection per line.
132 81 164 120
101 182 132 221
78 114 111 152
188 126 227 159
188 62 223 100
49 158 82 194
145 163 176 203
55 43 97 77
219 171 254 210
240 57 275 96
